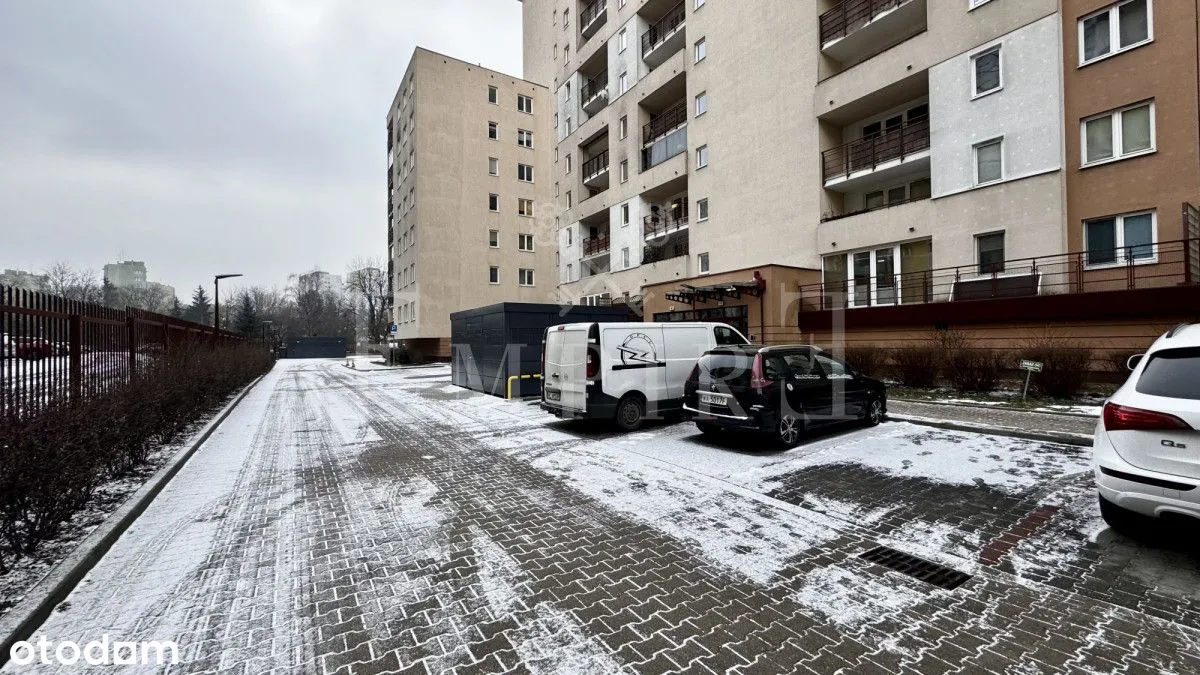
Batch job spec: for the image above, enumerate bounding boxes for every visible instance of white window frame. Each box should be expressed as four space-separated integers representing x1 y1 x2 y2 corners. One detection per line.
619 71 629 95
619 160 629 183
695 91 708 116
694 38 707 63
518 94 534 114
489 266 500 284
619 116 628 140
698 252 710 273
695 0 705 8
622 247 630 268
518 198 534 217
489 193 499 212
488 121 499 140
970 45 1002 99
975 230 1006 274
621 203 630 226
488 157 499 176
968 0 994 9
488 86 498 104
697 198 709 221
518 129 534 148
973 137 1003 185
519 233 535 251
489 230 499 248
1079 0 1154 67
1083 210 1159 269
619 29 627 52
1080 100 1156 168
519 268 536 286
696 145 709 168
566 190 572 208
518 163 535 182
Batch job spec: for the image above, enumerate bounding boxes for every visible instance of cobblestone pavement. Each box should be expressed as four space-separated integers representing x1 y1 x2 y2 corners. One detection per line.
889 400 1098 439
8 361 1200 674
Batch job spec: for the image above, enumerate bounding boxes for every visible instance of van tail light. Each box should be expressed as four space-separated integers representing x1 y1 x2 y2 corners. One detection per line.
1103 402 1192 432
750 354 769 391
586 348 599 379
541 341 546 376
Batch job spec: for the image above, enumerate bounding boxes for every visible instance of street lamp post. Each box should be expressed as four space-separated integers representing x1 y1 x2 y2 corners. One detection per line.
213 273 244 339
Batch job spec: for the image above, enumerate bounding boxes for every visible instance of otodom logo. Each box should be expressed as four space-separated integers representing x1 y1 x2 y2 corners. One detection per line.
8 635 179 667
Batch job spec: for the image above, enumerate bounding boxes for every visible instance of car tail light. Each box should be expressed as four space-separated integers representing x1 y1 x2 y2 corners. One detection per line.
541 342 546 376
687 363 700 383
586 348 599 379
1103 402 1193 432
750 353 770 391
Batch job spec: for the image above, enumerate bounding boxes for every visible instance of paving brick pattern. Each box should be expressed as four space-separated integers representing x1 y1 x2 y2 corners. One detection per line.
889 400 1098 438
10 362 1200 674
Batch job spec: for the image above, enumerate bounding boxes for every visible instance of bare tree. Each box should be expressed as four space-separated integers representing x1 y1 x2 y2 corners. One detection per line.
39 263 103 303
345 257 390 344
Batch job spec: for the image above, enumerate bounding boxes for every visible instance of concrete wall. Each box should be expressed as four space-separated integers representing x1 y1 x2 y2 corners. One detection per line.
929 14 1063 197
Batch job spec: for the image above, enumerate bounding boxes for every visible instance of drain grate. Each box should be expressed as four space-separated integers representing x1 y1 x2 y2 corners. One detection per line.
859 546 972 590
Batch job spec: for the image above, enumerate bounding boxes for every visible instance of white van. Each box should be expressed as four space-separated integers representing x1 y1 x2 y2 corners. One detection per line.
541 322 750 430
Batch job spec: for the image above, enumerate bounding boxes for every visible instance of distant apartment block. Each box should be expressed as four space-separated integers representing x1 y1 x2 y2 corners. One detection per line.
521 0 1199 342
387 48 555 359
103 260 148 289
0 268 47 292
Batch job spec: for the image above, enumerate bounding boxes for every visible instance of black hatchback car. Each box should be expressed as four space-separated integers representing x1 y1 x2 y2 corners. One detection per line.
682 345 887 447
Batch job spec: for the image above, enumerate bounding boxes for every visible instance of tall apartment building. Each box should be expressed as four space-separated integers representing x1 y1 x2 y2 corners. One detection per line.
387 48 556 359
103 260 148 289
523 0 1197 342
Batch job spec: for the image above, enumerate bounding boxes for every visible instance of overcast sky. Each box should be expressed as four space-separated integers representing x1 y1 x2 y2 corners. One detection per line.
0 0 523 300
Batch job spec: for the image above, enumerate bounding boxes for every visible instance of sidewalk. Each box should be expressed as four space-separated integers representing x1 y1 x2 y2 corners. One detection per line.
889 399 1098 446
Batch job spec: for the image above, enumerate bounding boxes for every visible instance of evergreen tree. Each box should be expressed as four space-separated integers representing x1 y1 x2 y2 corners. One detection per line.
169 296 185 319
186 285 211 325
233 292 258 336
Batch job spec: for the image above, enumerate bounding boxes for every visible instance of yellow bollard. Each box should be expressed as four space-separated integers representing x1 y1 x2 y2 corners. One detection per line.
506 373 542 399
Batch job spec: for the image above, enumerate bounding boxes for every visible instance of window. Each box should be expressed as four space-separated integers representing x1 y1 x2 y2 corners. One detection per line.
622 247 630 268
563 8 569 29
1135 348 1200 401
489 266 500 283
518 164 534 182
696 145 709 168
969 0 994 8
974 138 1003 184
1085 211 1156 266
619 71 629 95
566 154 572 173
517 198 534 217
489 230 499 248
1082 101 1154 165
488 86 498 104
695 38 707 62
977 232 1005 274
619 160 629 183
695 91 708 116
488 121 499 140
619 29 627 52
566 263 573 279
695 0 706 7
555 181 560 196
556 252 560 266
697 198 709 221
971 46 1002 97
1080 0 1152 65
566 116 573 133
518 94 533 114
519 268 535 286
518 129 533 148
554 148 559 163
489 193 499 211
519 233 535 251
566 190 573 208
621 203 630 226
698 252 710 273
488 157 499 175
567 228 573 245
619 116 628 139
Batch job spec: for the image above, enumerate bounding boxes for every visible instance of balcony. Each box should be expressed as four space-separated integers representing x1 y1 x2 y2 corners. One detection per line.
581 0 607 39
582 149 610 190
583 234 611 258
581 70 609 115
643 205 688 239
822 116 930 191
819 0 926 66
642 100 688 171
643 238 689 264
641 1 686 69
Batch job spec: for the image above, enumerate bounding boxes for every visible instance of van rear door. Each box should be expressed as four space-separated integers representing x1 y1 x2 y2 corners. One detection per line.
543 324 590 413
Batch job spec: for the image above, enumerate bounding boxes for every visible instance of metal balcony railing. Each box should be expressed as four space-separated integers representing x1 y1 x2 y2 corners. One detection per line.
581 0 606 35
799 237 1199 312
583 234 611 257
821 116 930 183
643 239 689 264
582 150 610 178
643 207 689 238
643 100 688 145
641 1 686 57
581 70 608 105
820 0 913 45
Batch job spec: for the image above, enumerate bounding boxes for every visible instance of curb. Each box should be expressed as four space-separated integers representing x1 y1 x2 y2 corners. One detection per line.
0 374 266 666
889 413 1094 447
892 397 1100 420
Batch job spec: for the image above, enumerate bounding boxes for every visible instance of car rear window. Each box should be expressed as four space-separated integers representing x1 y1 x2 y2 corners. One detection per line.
698 353 753 384
1136 348 1200 400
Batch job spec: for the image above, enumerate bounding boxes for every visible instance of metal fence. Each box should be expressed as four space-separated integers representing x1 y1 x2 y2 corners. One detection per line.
1 284 246 420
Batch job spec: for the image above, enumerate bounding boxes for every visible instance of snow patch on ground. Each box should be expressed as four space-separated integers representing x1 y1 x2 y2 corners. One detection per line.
1033 404 1103 417
878 519 982 573
793 565 936 630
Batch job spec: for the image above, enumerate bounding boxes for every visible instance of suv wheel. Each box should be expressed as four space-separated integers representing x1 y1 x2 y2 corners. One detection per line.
865 398 884 427
776 414 803 448
615 395 645 432
1099 495 1144 535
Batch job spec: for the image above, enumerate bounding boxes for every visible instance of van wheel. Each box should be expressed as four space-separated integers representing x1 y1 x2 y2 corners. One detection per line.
615 395 645 432
776 414 803 448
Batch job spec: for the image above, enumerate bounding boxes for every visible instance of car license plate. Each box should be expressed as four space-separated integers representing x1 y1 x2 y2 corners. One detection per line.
545 389 561 401
699 392 726 406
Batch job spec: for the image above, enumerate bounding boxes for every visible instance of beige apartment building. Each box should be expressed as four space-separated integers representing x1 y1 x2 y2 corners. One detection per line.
387 48 556 359
520 0 1135 342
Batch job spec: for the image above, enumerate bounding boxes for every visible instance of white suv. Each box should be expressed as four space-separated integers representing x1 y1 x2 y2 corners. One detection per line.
1095 323 1200 531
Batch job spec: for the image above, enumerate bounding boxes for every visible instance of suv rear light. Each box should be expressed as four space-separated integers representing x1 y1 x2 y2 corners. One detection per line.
586 348 599 379
750 353 769 391
1103 402 1193 432
687 363 700 383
